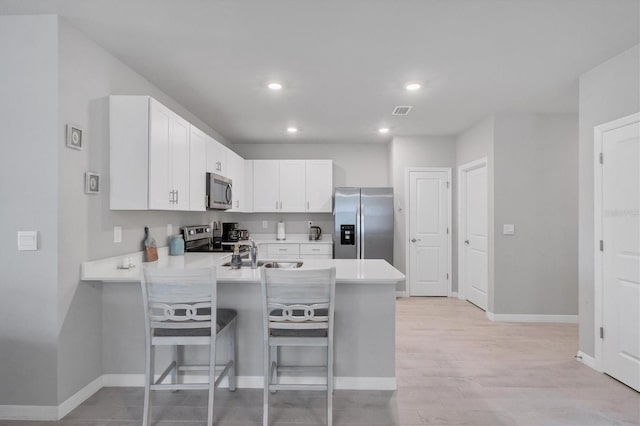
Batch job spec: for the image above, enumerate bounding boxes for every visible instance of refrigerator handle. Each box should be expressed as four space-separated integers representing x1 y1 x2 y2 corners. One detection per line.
360 205 365 259
356 204 361 259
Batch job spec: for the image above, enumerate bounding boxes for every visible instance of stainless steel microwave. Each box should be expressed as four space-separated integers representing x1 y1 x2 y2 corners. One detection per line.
206 172 232 210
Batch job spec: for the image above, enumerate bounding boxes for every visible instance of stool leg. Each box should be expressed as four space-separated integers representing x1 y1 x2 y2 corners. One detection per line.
143 343 153 426
270 346 278 393
263 339 269 426
327 344 333 426
207 330 216 426
228 317 237 392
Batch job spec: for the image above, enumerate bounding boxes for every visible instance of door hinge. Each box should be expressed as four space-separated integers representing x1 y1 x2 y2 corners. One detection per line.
446 181 450 189
446 227 449 235
600 327 604 339
599 153 603 164
446 273 449 280
600 240 604 251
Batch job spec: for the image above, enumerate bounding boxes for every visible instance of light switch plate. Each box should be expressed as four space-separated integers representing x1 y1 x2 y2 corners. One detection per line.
167 224 173 236
17 231 38 251
262 221 268 229
503 224 515 235
113 226 122 243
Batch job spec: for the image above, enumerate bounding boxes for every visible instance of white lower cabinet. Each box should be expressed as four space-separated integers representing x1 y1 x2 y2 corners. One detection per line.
258 243 332 260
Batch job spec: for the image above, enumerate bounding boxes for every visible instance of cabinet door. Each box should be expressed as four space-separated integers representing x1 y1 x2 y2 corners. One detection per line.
279 160 306 212
206 136 227 175
170 114 191 210
253 160 280 212
148 99 173 210
306 160 333 212
227 150 244 212
189 126 207 211
244 160 253 212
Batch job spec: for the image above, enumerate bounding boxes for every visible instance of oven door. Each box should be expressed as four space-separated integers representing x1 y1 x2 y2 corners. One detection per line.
206 173 232 210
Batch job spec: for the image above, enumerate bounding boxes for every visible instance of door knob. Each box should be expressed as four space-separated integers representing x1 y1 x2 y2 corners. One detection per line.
464 240 470 245
411 238 417 242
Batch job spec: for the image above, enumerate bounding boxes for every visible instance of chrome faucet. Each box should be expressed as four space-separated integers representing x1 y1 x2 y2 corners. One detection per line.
238 238 258 269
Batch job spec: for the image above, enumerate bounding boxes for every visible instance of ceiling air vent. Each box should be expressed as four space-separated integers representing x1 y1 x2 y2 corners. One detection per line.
392 106 412 116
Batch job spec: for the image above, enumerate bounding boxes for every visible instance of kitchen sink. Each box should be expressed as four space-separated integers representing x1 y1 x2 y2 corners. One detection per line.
221 260 303 269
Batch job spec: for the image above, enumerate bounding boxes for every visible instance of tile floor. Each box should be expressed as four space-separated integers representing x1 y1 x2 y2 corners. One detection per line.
2 298 638 425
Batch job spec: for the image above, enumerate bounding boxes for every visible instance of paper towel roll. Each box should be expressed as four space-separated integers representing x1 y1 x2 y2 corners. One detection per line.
276 221 286 240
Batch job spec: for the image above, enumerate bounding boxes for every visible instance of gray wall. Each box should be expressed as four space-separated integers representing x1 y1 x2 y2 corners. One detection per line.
578 45 640 356
389 136 457 292
56 19 230 403
0 15 60 406
493 113 578 315
455 117 495 311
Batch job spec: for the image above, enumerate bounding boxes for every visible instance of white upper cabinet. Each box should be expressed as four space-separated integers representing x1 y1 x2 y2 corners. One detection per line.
252 160 332 213
244 160 254 213
226 150 245 212
280 160 306 212
188 126 207 211
305 160 333 212
253 160 280 212
110 96 194 211
206 136 228 177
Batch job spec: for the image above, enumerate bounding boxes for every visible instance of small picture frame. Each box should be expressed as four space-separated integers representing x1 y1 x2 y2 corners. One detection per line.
85 172 100 194
66 124 83 150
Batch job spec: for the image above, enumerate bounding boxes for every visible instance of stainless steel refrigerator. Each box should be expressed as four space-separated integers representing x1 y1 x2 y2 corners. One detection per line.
333 187 394 263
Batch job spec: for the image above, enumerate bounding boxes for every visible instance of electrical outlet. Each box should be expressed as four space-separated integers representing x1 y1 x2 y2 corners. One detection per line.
262 220 268 229
308 221 313 228
167 224 173 236
113 226 122 243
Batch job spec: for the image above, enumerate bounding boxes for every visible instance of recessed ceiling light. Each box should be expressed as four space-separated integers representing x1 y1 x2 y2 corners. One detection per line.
287 127 298 133
268 82 283 90
378 128 390 134
405 83 421 91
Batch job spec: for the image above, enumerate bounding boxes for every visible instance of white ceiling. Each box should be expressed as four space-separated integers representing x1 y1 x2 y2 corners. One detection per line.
1 0 638 143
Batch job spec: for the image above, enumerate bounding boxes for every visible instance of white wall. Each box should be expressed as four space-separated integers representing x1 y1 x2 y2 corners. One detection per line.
389 136 457 292
455 117 495 310
0 15 60 406
578 45 640 356
493 113 578 315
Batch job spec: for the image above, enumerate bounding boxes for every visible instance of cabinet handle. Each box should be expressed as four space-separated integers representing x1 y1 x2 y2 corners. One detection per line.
312 248 320 252
279 248 287 252
307 201 310 210
280 201 283 210
169 190 175 203
175 190 178 204
275 201 278 210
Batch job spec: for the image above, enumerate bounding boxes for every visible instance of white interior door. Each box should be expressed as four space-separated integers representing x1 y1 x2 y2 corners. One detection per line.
601 120 640 391
461 162 489 310
408 170 450 296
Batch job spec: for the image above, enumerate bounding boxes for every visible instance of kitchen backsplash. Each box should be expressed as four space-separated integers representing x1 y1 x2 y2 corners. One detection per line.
220 212 333 236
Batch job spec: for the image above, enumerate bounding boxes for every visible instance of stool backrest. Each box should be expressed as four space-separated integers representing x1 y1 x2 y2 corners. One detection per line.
141 267 216 331
261 267 336 332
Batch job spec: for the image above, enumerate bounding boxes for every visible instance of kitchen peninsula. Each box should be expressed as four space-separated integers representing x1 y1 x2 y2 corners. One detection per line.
82 250 404 390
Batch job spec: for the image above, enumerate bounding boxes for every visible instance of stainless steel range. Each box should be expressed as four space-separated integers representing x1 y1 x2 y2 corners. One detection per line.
181 225 222 252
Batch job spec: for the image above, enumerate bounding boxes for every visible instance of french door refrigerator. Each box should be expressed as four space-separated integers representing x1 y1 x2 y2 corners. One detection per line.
333 187 394 264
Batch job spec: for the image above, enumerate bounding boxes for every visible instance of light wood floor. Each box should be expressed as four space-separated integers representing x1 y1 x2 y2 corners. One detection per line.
3 297 638 425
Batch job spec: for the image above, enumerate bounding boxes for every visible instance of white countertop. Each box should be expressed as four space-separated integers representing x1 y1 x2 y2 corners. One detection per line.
81 248 403 285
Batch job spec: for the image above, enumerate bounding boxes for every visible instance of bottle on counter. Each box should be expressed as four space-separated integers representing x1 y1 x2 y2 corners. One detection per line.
230 244 242 269
169 234 185 256
143 226 158 262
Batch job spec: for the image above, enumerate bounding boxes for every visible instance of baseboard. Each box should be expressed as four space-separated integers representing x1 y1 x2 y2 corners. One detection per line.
58 375 104 419
395 291 408 298
450 292 458 298
1 373 396 420
103 373 396 390
486 312 578 323
0 404 58 421
575 350 599 371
